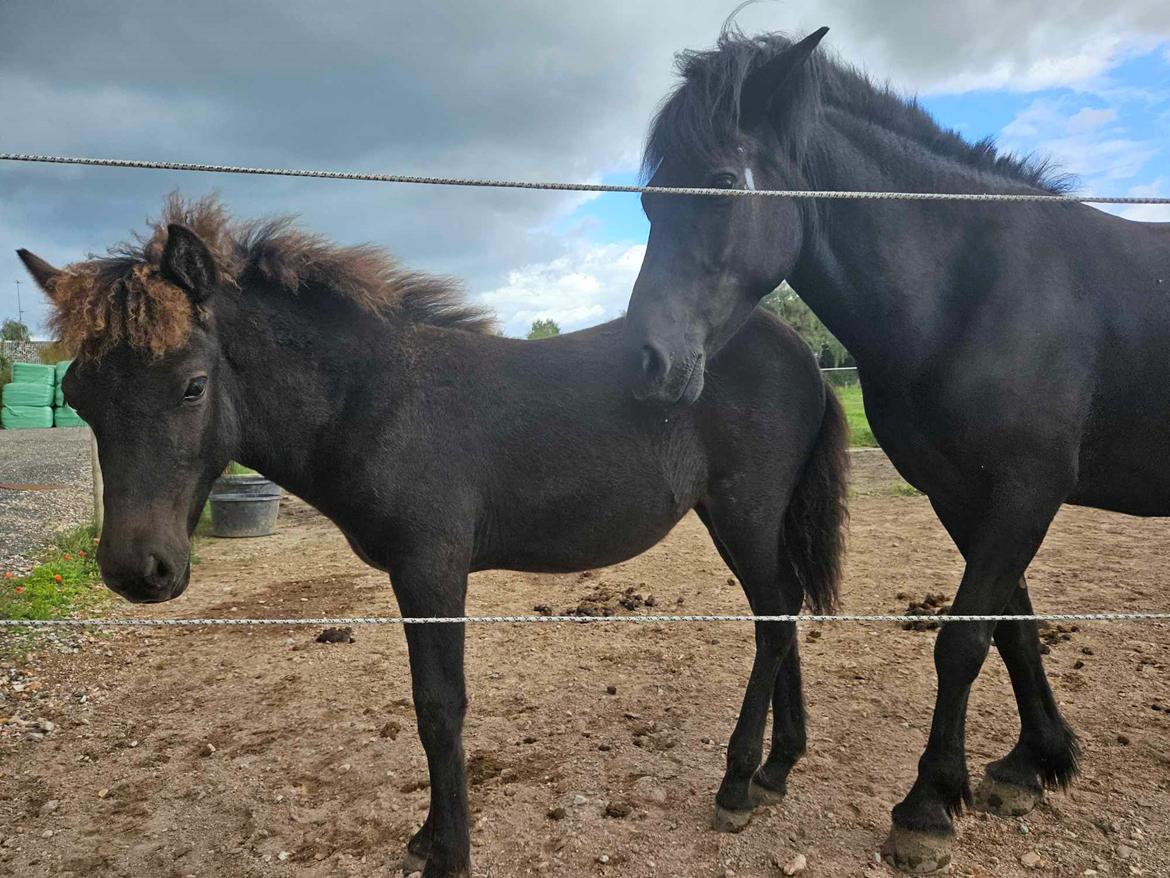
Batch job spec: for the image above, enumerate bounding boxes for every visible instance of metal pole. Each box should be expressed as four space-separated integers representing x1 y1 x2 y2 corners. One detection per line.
90 428 104 536
14 279 23 328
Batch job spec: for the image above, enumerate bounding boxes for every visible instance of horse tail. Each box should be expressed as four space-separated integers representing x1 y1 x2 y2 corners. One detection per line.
784 381 849 615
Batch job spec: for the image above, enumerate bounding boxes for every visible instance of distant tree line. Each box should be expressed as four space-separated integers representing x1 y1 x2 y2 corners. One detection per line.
759 282 853 368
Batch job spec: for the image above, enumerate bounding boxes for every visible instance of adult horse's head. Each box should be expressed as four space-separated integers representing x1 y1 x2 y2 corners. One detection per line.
625 27 828 404
17 200 238 602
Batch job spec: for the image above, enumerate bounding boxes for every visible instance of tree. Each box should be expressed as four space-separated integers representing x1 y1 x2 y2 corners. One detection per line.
759 282 853 368
527 318 561 339
1 319 30 342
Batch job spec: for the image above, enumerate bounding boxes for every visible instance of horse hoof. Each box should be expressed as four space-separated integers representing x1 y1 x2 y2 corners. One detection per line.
401 849 427 874
881 826 953 874
973 774 1043 817
749 775 786 806
712 803 754 833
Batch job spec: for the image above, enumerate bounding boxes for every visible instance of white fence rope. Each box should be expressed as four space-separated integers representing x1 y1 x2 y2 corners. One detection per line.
3 612 1170 628
3 153 1170 204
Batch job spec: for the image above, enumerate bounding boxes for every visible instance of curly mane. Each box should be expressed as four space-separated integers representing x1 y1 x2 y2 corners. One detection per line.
47 194 495 360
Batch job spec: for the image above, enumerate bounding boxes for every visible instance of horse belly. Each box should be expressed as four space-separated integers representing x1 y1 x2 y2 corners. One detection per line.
481 483 691 573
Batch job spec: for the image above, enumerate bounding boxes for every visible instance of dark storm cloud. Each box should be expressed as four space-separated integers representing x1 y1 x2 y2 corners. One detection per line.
3 1 1168 333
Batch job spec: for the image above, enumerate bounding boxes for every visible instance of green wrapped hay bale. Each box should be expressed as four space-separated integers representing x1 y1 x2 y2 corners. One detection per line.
2 382 54 407
11 362 55 386
54 361 73 408
2 405 54 430
53 405 86 428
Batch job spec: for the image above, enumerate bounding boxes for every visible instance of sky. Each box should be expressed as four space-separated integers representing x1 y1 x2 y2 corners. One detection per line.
1 1 1168 338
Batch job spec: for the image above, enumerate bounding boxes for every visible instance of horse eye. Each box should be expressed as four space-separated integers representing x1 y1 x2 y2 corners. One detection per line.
183 376 208 402
711 173 738 190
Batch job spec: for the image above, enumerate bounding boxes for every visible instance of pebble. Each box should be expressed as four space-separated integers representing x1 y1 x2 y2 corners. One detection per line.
277 851 291 862
1117 844 1135 860
781 853 807 875
573 794 587 806
1020 851 1042 868
547 807 566 821
97 788 110 799
606 685 617 695
597 854 609 865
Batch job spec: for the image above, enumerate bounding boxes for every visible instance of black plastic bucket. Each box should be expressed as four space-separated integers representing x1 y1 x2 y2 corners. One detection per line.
209 475 281 538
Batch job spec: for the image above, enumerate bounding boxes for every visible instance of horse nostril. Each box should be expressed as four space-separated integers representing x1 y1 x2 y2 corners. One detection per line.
145 554 173 587
641 343 670 385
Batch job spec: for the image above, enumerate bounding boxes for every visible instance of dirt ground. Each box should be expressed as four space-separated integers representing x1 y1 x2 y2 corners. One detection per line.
1 449 1167 878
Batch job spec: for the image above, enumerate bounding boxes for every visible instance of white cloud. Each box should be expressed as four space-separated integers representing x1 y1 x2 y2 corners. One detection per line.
1000 98 1160 187
478 242 646 336
1066 107 1118 134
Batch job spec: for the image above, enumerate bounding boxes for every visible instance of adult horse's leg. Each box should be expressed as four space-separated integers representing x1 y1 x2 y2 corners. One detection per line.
930 499 1080 818
883 476 1069 874
698 504 803 832
974 583 1080 815
392 557 471 878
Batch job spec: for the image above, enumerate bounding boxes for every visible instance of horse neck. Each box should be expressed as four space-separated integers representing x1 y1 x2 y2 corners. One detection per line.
217 289 406 503
788 109 1051 378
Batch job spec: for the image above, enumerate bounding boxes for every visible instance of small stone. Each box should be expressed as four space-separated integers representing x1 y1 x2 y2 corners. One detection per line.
1021 851 1042 869
1117 844 1135 860
379 721 401 740
523 735 537 744
1081 646 1094 655
573 794 587 806
1117 734 1131 745
597 854 610 864
606 685 617 695
41 829 54 839
97 788 110 799
277 850 291 862
782 853 808 875
1074 659 1085 669
202 742 217 757
547 806 566 821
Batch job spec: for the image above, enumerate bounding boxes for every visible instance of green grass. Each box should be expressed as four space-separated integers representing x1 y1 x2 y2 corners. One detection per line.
833 384 877 447
0 524 112 622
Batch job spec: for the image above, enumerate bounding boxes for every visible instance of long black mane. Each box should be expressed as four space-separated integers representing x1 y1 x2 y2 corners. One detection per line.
643 28 1073 194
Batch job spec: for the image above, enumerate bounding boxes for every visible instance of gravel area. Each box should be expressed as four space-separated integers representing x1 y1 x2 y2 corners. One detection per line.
0 428 94 575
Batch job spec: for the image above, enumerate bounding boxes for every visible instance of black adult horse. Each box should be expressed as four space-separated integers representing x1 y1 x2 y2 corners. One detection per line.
623 26 1170 874
18 195 848 878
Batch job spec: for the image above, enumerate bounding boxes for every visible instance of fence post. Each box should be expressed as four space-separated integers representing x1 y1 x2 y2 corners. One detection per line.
89 428 104 536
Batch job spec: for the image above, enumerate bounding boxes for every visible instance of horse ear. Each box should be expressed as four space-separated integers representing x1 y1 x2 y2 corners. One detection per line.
161 223 219 304
739 27 828 132
16 249 66 301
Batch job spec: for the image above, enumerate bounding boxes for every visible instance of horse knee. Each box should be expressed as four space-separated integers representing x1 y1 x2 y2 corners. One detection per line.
933 624 994 687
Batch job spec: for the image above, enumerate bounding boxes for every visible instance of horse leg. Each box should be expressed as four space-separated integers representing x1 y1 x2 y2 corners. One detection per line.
883 479 1067 874
929 499 1079 818
973 582 1080 816
752 637 807 804
392 557 471 878
698 503 803 832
